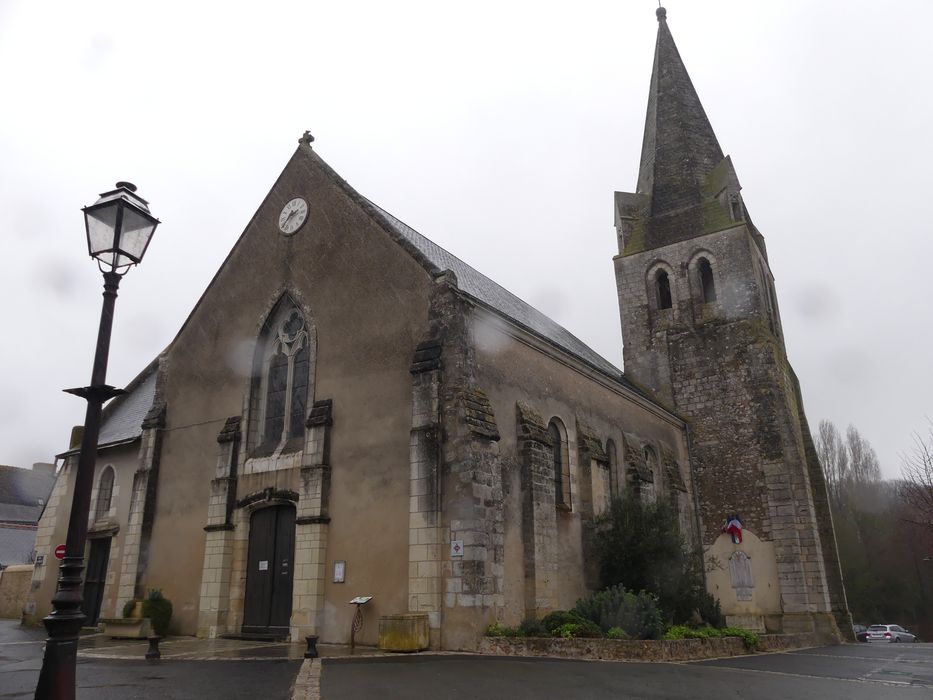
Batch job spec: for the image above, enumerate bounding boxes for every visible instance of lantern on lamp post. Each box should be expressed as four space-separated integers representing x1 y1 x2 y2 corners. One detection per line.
35 182 159 700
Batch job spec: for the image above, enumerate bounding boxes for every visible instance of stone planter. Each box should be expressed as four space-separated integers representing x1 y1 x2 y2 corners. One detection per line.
378 613 429 652
101 617 152 639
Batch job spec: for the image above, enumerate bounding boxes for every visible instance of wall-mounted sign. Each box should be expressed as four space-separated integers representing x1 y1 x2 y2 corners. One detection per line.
334 560 346 583
259 560 269 571
450 540 464 557
35 555 45 566
54 544 66 560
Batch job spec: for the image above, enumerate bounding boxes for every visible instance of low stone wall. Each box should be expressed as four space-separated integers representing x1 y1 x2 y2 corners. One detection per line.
0 565 34 619
757 633 822 652
479 632 821 662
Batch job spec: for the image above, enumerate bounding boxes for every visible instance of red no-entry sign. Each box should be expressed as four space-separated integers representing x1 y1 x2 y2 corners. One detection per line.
54 544 66 560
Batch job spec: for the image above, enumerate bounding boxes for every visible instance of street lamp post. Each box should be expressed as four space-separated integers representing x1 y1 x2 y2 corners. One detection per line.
35 182 159 700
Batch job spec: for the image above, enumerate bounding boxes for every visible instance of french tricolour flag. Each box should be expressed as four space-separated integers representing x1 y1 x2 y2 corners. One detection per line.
723 516 743 544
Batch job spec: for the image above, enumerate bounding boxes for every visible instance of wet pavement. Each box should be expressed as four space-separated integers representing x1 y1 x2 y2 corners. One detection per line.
321 643 933 700
695 642 933 686
0 619 302 698
7 617 932 699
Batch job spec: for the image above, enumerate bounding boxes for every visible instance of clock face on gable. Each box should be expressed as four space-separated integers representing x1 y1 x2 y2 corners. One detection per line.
278 197 308 235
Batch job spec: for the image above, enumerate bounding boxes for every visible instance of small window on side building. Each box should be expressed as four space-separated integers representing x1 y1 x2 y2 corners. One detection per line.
95 466 114 521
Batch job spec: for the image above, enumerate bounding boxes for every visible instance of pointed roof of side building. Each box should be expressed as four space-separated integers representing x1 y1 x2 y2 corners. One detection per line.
637 6 725 217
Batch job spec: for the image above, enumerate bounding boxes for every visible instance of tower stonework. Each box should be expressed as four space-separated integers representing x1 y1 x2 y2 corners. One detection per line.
614 7 851 637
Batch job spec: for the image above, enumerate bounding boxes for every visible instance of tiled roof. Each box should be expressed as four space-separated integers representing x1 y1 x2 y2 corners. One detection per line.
97 369 157 447
371 203 623 378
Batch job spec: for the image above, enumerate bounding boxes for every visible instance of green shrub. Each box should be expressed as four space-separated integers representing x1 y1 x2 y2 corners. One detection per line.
553 619 603 639
485 622 509 637
142 589 173 637
663 625 723 640
662 625 690 640
720 626 759 651
572 585 664 640
594 494 723 627
122 599 141 619
695 589 725 628
485 623 525 638
541 610 588 634
606 627 628 640
519 619 549 637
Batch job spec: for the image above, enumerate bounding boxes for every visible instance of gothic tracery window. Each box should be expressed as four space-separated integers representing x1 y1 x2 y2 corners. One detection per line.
255 304 312 451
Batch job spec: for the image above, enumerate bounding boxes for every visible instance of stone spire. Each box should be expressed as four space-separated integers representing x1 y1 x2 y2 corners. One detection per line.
637 7 725 217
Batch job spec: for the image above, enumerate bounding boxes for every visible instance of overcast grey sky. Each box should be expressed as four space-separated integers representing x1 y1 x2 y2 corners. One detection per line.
1 0 930 479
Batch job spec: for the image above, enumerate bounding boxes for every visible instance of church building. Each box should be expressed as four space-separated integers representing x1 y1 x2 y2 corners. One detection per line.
26 8 850 649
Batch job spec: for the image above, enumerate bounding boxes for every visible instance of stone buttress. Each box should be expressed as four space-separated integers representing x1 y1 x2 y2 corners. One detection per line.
409 271 505 650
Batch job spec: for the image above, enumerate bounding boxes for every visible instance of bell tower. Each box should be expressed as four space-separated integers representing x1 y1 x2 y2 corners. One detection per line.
614 7 851 637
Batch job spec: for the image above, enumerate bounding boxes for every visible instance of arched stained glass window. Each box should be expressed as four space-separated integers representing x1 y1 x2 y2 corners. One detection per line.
258 306 312 449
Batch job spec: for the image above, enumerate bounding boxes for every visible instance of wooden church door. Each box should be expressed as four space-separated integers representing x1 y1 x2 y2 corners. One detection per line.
83 537 111 625
243 505 295 636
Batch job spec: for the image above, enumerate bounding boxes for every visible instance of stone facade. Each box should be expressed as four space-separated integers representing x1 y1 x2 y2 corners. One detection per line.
25 8 848 649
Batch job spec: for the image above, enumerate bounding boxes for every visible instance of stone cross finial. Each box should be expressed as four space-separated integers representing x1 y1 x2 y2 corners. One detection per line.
300 130 315 146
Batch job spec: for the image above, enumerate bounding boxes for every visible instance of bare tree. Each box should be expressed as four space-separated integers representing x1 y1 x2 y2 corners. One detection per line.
900 421 933 532
817 421 882 512
817 420 849 506
847 424 881 485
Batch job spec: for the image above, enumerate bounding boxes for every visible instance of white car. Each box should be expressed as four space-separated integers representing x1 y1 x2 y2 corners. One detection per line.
866 624 917 643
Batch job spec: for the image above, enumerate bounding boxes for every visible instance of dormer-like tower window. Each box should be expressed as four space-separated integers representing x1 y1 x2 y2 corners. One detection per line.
729 194 742 221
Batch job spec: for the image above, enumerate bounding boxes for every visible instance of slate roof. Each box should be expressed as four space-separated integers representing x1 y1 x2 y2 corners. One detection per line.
0 466 56 524
0 504 44 525
0 526 38 567
97 369 157 447
370 203 623 378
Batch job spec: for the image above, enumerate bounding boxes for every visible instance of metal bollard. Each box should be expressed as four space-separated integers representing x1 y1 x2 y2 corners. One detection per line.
146 635 161 660
304 635 319 659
